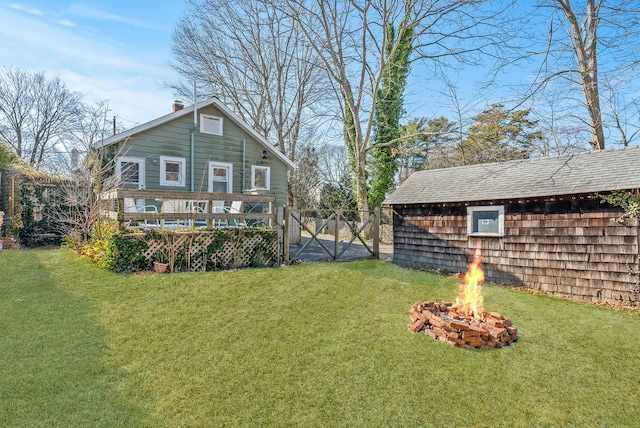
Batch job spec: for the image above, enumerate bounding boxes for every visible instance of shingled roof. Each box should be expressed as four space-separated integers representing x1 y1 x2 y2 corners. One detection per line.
384 145 640 205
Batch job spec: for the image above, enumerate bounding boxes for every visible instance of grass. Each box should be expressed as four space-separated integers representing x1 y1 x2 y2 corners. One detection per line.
1 249 639 427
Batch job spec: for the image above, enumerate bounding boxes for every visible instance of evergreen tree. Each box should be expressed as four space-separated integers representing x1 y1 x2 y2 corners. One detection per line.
457 104 542 166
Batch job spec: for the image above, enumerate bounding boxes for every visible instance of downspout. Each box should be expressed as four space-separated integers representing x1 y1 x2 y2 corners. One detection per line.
190 83 197 192
242 139 246 192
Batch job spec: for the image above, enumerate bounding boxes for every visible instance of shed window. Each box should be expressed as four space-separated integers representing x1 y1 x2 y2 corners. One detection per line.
467 206 504 237
200 114 223 136
160 156 185 187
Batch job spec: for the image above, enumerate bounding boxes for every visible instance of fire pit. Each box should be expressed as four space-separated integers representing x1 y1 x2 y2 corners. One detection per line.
408 250 518 349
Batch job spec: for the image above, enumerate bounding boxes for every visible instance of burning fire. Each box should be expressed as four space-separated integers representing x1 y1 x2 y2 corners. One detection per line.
452 248 485 320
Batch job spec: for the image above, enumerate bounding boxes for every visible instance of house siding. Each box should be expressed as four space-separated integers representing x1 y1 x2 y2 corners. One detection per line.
392 195 639 305
112 105 288 206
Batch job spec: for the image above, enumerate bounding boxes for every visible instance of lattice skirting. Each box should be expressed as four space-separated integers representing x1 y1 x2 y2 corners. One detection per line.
139 229 279 272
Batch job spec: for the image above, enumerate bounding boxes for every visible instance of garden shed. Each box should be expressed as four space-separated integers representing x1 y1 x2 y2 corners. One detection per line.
384 146 640 306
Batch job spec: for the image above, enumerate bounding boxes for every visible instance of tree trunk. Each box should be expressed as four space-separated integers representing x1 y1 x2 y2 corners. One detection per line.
559 0 605 150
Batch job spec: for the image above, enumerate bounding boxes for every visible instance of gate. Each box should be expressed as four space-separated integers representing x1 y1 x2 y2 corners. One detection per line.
282 207 380 263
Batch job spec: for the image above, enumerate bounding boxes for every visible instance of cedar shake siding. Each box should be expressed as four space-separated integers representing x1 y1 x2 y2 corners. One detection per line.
393 196 638 305
385 146 640 306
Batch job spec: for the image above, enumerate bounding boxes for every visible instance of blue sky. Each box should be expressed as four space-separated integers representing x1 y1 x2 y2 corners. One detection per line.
1 0 503 131
0 0 185 126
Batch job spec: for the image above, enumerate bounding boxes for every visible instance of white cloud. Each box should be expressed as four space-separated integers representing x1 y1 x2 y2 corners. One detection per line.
68 3 160 29
0 4 178 125
9 3 44 15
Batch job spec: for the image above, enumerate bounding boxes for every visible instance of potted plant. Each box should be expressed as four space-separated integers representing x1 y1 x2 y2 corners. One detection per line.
153 260 169 273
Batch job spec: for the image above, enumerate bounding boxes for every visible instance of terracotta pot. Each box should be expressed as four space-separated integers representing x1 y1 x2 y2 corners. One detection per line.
154 262 169 273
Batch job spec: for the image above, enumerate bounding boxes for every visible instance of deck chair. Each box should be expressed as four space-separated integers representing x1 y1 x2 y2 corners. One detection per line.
211 201 228 228
228 201 247 228
160 200 191 229
186 201 208 228
123 198 158 228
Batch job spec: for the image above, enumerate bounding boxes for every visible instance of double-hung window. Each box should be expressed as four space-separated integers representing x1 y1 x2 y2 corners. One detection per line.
116 157 145 189
160 156 185 187
208 161 233 193
251 165 270 190
467 206 505 237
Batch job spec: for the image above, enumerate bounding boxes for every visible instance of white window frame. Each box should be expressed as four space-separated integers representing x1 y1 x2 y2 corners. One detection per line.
116 156 145 189
200 114 223 136
208 161 233 193
467 205 505 237
250 165 271 190
159 156 186 187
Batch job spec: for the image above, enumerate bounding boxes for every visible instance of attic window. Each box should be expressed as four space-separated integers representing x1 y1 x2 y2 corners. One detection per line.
467 206 504 237
200 114 223 136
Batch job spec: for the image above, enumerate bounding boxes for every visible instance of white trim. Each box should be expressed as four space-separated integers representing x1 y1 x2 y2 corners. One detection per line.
208 161 233 193
250 165 271 190
93 97 296 169
116 156 145 189
467 205 505 237
160 156 186 187
200 113 223 136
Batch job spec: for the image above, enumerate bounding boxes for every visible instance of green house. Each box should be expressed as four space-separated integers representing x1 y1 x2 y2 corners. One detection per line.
94 97 295 207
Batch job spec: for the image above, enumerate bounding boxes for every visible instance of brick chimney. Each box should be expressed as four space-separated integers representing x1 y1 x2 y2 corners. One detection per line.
172 100 184 112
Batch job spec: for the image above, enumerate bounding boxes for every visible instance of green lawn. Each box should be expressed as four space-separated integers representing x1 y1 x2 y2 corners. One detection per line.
1 249 639 427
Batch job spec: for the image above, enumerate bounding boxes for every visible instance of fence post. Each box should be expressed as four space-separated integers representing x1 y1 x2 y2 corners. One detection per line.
373 207 380 259
334 209 341 260
283 206 290 264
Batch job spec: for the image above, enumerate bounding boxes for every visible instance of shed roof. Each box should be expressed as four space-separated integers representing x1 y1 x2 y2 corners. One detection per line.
384 145 640 205
93 97 296 169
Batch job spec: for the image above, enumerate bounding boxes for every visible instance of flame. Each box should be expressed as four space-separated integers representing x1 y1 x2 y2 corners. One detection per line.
452 248 485 320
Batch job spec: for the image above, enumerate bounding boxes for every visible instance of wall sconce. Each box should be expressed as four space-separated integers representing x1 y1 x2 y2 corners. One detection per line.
150 158 157 165
261 150 268 165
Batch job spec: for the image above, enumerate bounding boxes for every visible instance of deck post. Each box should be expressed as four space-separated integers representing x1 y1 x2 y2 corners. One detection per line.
117 197 125 230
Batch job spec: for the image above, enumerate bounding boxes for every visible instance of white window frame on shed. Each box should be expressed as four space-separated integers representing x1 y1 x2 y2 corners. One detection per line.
250 165 270 190
200 114 223 136
208 161 233 193
116 156 145 190
467 205 505 237
159 156 186 187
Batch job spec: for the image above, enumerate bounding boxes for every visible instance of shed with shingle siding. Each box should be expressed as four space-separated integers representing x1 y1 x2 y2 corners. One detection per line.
384 146 640 306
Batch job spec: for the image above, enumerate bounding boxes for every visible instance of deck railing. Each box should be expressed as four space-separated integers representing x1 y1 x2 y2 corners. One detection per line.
99 189 277 230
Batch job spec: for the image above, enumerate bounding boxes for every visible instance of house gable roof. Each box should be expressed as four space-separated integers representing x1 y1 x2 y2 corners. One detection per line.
384 145 640 205
93 97 296 169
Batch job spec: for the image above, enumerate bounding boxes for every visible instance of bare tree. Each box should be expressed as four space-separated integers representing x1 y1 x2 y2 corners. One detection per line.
0 67 83 169
52 101 113 176
283 0 511 213
506 1 640 150
170 0 329 165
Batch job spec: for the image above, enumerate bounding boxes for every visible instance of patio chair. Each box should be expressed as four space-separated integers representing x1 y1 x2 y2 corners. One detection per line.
124 198 159 228
160 200 191 229
211 201 228 228
228 201 247 228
